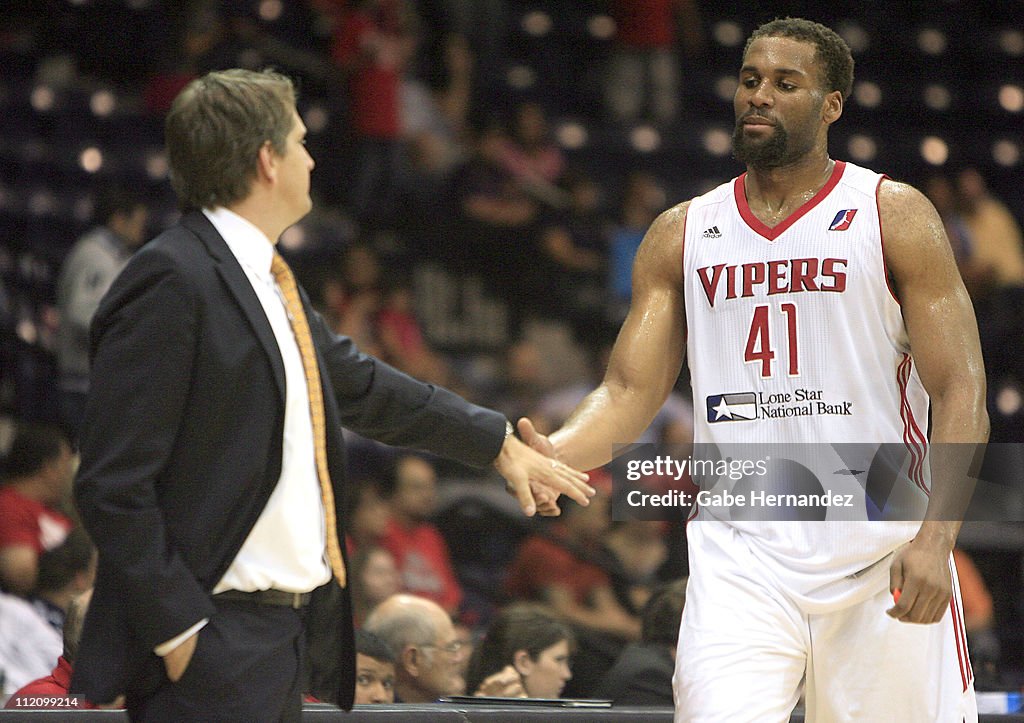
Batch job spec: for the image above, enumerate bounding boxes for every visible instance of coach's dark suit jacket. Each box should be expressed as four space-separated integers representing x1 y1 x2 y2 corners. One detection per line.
70 212 506 708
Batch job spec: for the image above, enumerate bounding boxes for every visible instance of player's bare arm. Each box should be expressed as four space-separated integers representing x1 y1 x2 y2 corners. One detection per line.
522 201 690 472
879 179 990 624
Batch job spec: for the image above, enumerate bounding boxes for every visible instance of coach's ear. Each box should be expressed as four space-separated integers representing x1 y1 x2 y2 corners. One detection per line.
822 90 843 125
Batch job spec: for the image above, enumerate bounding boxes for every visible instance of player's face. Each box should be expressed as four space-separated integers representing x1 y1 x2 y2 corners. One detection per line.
733 36 829 169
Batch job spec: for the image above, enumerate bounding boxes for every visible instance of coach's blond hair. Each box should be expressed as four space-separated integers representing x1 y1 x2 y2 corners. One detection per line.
165 68 297 212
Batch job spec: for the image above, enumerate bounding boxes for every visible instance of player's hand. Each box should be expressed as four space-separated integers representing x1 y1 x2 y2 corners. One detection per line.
887 537 952 624
475 664 527 698
517 417 556 457
512 418 576 516
162 630 199 682
494 424 593 517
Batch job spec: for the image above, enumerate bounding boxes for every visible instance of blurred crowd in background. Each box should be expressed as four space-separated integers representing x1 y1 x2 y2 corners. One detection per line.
1 0 1023 706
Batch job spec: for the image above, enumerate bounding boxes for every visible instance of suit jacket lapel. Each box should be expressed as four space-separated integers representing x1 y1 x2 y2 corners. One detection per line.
180 212 286 399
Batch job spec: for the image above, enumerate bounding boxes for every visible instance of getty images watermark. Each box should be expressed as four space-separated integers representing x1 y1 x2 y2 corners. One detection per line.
610 442 1012 523
622 452 858 514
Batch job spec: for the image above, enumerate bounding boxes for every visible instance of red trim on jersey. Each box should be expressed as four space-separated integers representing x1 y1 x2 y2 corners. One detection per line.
897 354 929 494
875 175 901 304
949 556 974 694
950 555 974 688
681 204 689 348
897 354 929 489
733 160 847 241
950 593 969 692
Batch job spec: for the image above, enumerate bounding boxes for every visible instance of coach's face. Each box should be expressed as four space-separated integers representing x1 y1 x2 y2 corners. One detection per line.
276 109 315 225
733 36 838 168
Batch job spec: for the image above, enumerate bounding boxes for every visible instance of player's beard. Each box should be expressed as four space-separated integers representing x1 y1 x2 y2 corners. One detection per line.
732 120 793 168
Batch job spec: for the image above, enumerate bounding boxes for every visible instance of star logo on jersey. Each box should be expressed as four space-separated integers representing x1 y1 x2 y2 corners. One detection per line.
706 393 758 422
828 209 858 231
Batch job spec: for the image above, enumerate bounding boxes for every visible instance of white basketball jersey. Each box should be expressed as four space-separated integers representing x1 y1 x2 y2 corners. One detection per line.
682 161 928 610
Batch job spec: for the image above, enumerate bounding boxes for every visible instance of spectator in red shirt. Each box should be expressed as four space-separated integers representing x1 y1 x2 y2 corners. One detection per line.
603 0 704 126
0 423 75 594
345 475 393 555
379 454 463 617
332 0 416 227
503 471 640 641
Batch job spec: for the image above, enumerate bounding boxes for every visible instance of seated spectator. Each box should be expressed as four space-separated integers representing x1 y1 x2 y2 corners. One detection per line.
0 526 96 696
596 577 687 706
321 243 385 358
4 588 103 709
503 474 639 696
465 602 575 699
503 475 640 642
399 34 473 186
536 169 612 339
956 167 1024 293
600 521 669 615
955 166 1024 399
363 593 468 702
379 454 463 617
56 183 149 439
354 629 397 705
497 102 569 210
0 423 76 594
452 124 540 309
377 278 453 387
28 525 97 633
608 171 668 323
351 544 403 626
345 475 392 554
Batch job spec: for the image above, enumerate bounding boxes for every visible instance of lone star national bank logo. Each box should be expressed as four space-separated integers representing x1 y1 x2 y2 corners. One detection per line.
706 393 758 422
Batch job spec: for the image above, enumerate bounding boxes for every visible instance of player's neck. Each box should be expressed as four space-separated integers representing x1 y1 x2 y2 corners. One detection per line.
744 152 835 224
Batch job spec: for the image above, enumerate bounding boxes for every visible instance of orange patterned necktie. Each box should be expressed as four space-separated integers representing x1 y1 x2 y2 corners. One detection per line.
270 251 346 589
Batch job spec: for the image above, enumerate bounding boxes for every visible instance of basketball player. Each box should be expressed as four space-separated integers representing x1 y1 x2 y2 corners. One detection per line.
519 18 987 722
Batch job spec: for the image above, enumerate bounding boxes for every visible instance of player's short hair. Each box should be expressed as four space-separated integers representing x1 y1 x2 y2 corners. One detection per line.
165 68 297 212
745 17 854 100
356 629 396 665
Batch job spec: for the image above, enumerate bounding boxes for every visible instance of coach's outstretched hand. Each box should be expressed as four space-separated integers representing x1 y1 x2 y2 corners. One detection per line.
494 419 593 517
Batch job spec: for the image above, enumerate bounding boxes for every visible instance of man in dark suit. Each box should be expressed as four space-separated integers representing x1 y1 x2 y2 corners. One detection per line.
69 68 593 721
596 577 687 706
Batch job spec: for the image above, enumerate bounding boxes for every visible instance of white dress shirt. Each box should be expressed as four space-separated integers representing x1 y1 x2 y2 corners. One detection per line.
155 208 331 657
205 207 331 595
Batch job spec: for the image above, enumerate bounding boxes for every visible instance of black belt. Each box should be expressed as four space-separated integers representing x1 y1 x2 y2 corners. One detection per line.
214 589 312 609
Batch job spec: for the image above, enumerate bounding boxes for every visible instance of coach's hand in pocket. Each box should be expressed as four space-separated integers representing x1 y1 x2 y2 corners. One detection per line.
163 630 200 682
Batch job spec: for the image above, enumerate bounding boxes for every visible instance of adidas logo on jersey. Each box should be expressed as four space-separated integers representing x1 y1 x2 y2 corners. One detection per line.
703 226 722 238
